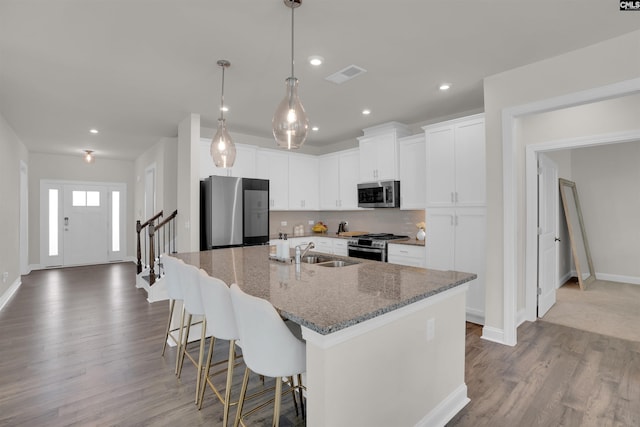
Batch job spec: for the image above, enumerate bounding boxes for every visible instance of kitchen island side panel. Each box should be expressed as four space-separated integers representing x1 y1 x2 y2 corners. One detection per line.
302 285 468 427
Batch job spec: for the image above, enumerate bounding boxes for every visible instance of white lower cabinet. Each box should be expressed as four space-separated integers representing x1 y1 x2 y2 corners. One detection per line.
425 207 486 325
332 239 348 256
387 244 426 267
314 237 333 254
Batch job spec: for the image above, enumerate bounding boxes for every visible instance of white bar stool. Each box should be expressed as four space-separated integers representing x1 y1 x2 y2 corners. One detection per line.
160 254 186 375
176 262 209 405
197 269 242 426
229 283 306 427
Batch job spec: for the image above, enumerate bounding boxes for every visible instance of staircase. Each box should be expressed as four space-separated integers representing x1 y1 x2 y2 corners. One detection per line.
134 210 178 302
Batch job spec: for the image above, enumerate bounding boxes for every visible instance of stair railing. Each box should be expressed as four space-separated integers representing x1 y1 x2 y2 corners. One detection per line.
136 211 163 275
148 209 178 285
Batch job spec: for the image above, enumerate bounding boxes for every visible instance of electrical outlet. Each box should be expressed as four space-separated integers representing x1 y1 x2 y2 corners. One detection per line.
280 221 288 226
308 220 314 225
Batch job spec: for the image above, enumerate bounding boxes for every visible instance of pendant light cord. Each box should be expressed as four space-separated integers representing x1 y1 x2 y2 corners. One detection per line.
219 64 226 121
290 3 295 79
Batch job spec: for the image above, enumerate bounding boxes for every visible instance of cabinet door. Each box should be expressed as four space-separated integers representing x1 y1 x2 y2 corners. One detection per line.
388 244 426 267
358 137 378 182
424 208 455 271
399 135 426 209
319 154 340 209
425 127 456 207
454 208 486 324
454 120 485 206
228 145 257 178
314 237 333 254
332 239 348 256
374 133 398 180
256 150 289 210
289 154 319 210
338 150 360 209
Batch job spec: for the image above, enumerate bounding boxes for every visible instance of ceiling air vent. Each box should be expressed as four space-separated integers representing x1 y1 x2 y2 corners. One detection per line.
325 65 367 84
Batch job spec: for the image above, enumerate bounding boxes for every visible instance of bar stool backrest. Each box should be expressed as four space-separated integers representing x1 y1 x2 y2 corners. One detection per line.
181 263 205 316
229 284 306 378
162 254 184 301
198 269 238 341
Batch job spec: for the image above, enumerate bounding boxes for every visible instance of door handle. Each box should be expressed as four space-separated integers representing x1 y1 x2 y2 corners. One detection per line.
64 217 69 226
554 237 561 242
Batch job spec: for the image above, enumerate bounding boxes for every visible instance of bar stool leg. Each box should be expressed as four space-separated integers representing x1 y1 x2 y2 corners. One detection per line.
234 367 251 427
161 299 176 356
175 305 187 375
273 376 282 427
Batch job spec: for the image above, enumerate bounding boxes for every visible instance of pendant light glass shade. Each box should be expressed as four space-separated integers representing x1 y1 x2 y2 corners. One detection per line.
211 59 236 167
273 0 309 149
273 77 309 149
211 118 236 168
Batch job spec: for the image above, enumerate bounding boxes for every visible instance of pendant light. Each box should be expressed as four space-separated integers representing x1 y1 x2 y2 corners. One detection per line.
211 59 236 168
272 0 309 150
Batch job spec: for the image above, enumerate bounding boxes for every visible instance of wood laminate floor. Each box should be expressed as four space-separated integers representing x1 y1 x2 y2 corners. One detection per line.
1 263 639 426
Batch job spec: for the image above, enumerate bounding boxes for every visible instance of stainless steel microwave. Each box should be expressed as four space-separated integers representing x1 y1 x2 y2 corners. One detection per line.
357 180 400 208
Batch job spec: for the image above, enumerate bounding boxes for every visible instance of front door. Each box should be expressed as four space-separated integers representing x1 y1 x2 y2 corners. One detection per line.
537 154 559 317
40 180 126 268
63 185 108 266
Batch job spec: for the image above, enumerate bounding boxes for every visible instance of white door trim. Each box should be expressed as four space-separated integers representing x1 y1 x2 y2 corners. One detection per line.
20 161 29 275
498 77 640 346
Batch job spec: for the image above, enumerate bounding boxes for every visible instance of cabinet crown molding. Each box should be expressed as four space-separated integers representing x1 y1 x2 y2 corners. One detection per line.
360 121 412 138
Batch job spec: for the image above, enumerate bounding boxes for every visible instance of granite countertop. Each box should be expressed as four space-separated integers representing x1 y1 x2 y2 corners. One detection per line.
174 246 473 335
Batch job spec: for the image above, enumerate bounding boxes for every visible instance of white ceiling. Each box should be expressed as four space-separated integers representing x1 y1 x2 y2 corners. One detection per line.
1 0 639 160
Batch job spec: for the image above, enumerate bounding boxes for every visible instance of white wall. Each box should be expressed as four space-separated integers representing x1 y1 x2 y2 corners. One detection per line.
483 29 640 338
28 152 135 266
0 113 28 299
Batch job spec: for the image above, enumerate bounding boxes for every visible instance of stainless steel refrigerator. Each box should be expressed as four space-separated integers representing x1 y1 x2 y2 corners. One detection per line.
200 176 269 249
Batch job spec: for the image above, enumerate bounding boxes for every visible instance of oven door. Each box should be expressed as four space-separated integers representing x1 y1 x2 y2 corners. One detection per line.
348 245 385 262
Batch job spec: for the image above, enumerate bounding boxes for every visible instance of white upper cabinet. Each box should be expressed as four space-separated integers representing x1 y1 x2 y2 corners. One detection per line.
358 122 412 182
256 149 289 211
319 148 360 210
423 114 485 207
398 134 426 209
288 153 319 210
198 140 257 179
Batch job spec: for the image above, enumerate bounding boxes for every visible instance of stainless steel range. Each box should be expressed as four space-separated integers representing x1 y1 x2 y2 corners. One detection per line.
347 233 409 262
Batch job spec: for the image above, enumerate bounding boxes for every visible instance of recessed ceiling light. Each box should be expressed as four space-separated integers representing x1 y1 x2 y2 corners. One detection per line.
439 83 451 91
312 126 319 131
362 109 371 115
308 56 324 66
89 129 99 134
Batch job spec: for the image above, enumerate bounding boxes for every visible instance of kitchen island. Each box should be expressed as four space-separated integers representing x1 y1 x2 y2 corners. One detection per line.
175 245 475 427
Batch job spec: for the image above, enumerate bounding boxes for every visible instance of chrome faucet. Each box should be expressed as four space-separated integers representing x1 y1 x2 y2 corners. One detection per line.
295 242 315 264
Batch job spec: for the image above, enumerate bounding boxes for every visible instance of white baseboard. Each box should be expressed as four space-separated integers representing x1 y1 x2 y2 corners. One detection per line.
595 272 640 285
415 383 469 427
0 277 22 312
481 325 507 345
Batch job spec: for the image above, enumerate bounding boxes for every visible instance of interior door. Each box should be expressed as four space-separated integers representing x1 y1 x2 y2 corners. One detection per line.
63 184 108 266
537 154 559 317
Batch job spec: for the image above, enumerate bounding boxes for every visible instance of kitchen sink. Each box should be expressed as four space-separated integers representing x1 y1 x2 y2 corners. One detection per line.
317 260 359 268
302 255 359 267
